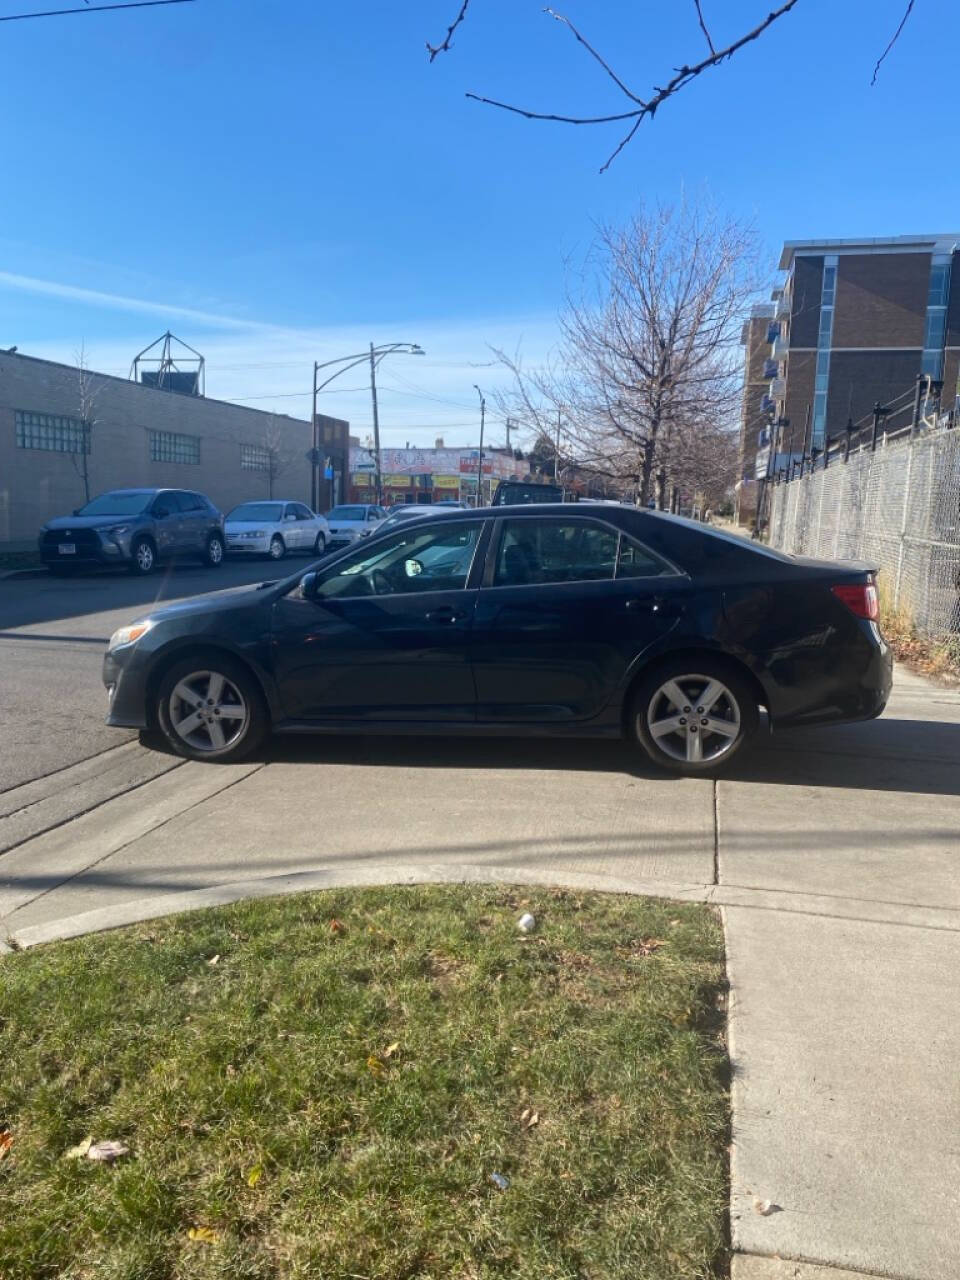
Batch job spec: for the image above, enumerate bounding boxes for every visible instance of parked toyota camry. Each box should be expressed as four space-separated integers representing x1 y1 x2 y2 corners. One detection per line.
225 500 330 561
102 505 892 775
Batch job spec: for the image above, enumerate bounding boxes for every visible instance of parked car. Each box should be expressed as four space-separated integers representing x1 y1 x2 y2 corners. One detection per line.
225 500 330 561
102 504 893 773
39 488 224 576
491 480 565 505
375 504 446 534
324 503 386 548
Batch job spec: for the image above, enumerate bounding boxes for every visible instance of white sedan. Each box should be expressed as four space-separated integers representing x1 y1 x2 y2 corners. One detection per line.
325 503 387 549
225 501 330 561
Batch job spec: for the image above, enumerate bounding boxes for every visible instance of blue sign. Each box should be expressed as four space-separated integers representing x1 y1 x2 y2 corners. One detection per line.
324 466 334 479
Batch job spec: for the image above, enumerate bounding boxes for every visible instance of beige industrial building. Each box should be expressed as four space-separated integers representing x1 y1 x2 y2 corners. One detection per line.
0 349 340 548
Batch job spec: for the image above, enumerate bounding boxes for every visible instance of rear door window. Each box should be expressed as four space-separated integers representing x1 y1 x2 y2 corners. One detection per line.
494 518 618 586
616 534 676 578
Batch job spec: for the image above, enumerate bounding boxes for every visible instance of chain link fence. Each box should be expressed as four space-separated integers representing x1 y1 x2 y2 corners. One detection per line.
766 426 960 639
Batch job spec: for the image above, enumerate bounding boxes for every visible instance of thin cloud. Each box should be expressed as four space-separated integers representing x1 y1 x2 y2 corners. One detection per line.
0 270 275 333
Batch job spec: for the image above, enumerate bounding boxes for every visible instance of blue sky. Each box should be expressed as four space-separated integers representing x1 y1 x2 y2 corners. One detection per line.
1 0 956 443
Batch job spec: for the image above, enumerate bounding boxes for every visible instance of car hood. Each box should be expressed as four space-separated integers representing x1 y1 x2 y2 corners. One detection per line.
225 520 279 532
135 582 275 628
327 521 363 532
44 514 144 531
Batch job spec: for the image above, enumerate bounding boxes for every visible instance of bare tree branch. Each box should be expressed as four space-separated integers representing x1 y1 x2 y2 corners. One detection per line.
871 0 916 85
543 8 644 104
427 0 471 62
693 0 716 54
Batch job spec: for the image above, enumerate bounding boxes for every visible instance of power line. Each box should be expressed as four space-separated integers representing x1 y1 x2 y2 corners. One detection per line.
0 0 194 21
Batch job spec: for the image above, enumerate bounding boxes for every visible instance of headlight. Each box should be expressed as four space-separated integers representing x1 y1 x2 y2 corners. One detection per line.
107 524 131 537
237 530 266 539
108 620 153 651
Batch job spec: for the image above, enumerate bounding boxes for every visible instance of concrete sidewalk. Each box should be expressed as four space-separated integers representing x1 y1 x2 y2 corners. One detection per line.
1 666 958 1278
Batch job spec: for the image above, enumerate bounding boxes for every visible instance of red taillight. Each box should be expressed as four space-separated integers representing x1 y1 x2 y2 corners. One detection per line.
831 581 878 621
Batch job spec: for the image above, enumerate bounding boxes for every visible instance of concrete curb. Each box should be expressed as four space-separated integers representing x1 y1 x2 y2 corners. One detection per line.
6 864 960 951
0 567 46 580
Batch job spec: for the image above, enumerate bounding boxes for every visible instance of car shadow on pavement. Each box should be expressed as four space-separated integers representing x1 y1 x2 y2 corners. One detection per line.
244 714 960 796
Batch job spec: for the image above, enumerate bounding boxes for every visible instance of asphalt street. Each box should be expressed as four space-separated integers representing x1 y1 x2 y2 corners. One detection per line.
0 556 296 790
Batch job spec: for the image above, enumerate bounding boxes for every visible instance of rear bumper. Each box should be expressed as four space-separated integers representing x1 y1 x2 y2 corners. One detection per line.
769 625 894 730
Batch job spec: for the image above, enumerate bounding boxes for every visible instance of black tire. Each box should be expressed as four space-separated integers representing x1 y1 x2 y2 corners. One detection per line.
631 658 758 776
204 533 225 568
155 654 269 763
129 536 157 576
268 534 286 562
313 531 326 556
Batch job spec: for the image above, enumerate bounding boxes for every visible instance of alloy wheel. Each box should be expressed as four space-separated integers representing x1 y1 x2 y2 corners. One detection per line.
167 670 249 754
643 674 741 765
135 541 154 573
269 536 285 560
208 537 224 565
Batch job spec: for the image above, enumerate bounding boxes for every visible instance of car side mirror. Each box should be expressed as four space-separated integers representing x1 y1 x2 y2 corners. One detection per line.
72 508 80 517
285 513 297 522
299 570 319 599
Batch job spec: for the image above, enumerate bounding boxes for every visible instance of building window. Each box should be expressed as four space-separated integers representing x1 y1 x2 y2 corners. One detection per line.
240 444 271 471
149 429 200 465
811 255 838 448
921 253 952 382
15 410 90 454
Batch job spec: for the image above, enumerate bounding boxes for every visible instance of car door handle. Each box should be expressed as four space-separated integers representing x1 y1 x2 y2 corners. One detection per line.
625 595 666 614
425 606 464 624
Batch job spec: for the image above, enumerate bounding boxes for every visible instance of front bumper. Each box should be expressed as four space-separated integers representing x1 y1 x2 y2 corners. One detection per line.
40 533 129 566
103 646 151 728
227 538 270 554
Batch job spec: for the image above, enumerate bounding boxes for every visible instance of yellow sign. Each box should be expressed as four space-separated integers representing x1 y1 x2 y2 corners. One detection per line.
383 475 414 488
433 475 460 489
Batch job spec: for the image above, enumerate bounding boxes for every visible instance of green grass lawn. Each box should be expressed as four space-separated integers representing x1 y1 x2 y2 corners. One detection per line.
0 886 729 1280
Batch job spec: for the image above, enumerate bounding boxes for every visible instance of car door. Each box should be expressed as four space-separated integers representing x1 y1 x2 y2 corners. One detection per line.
292 503 315 549
281 503 303 548
470 515 688 723
270 518 489 722
177 492 208 552
149 492 185 557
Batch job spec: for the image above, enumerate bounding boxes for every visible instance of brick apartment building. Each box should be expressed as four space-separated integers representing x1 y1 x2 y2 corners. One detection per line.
735 303 776 525
744 234 960 486
0 349 349 547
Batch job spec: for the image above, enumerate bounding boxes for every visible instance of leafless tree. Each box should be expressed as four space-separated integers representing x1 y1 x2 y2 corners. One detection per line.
428 1 921 169
493 200 761 507
261 414 294 500
71 343 100 505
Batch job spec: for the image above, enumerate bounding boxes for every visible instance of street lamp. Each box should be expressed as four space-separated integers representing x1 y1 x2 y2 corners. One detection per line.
310 342 424 508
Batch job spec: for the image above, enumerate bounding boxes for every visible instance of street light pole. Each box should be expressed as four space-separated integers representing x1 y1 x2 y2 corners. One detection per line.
311 361 319 510
369 342 383 506
474 384 486 508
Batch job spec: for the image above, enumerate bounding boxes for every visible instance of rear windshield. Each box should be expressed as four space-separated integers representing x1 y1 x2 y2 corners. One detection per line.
493 484 563 506
78 492 153 516
647 512 797 563
227 503 284 522
328 506 367 520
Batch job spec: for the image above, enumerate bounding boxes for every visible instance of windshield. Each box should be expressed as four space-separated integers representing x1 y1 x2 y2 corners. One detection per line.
77 492 153 517
327 506 367 521
227 503 284 522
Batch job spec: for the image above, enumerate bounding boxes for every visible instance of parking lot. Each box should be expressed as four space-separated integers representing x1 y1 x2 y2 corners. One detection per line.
2 561 960 1278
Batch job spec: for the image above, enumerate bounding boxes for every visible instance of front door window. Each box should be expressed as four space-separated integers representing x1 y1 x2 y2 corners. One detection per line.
316 522 484 599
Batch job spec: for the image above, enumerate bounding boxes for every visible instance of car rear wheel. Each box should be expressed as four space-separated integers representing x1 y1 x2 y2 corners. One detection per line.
632 660 757 775
268 534 286 560
156 656 268 762
204 534 224 568
129 537 156 576
313 531 326 556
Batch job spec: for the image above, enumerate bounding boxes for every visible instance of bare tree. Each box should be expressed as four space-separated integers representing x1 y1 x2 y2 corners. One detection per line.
493 200 760 507
428 2 922 169
261 414 294 500
71 343 100 505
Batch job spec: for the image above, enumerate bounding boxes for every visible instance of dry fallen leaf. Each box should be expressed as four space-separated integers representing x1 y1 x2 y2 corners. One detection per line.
207 954 221 966
383 1042 401 1060
519 1108 540 1130
246 1164 264 1188
330 919 344 934
367 1055 386 1079
0 1130 13 1160
188 1226 221 1244
753 1197 782 1216
87 1140 129 1163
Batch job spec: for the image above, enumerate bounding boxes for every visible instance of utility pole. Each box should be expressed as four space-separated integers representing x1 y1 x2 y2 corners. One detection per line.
311 361 319 511
474 385 486 508
505 417 512 452
369 342 383 506
555 406 562 481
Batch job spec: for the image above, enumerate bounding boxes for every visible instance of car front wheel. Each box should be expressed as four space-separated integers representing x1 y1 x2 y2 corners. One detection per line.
268 535 286 561
632 660 757 775
156 656 268 762
129 537 156 576
313 531 326 556
204 534 224 568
